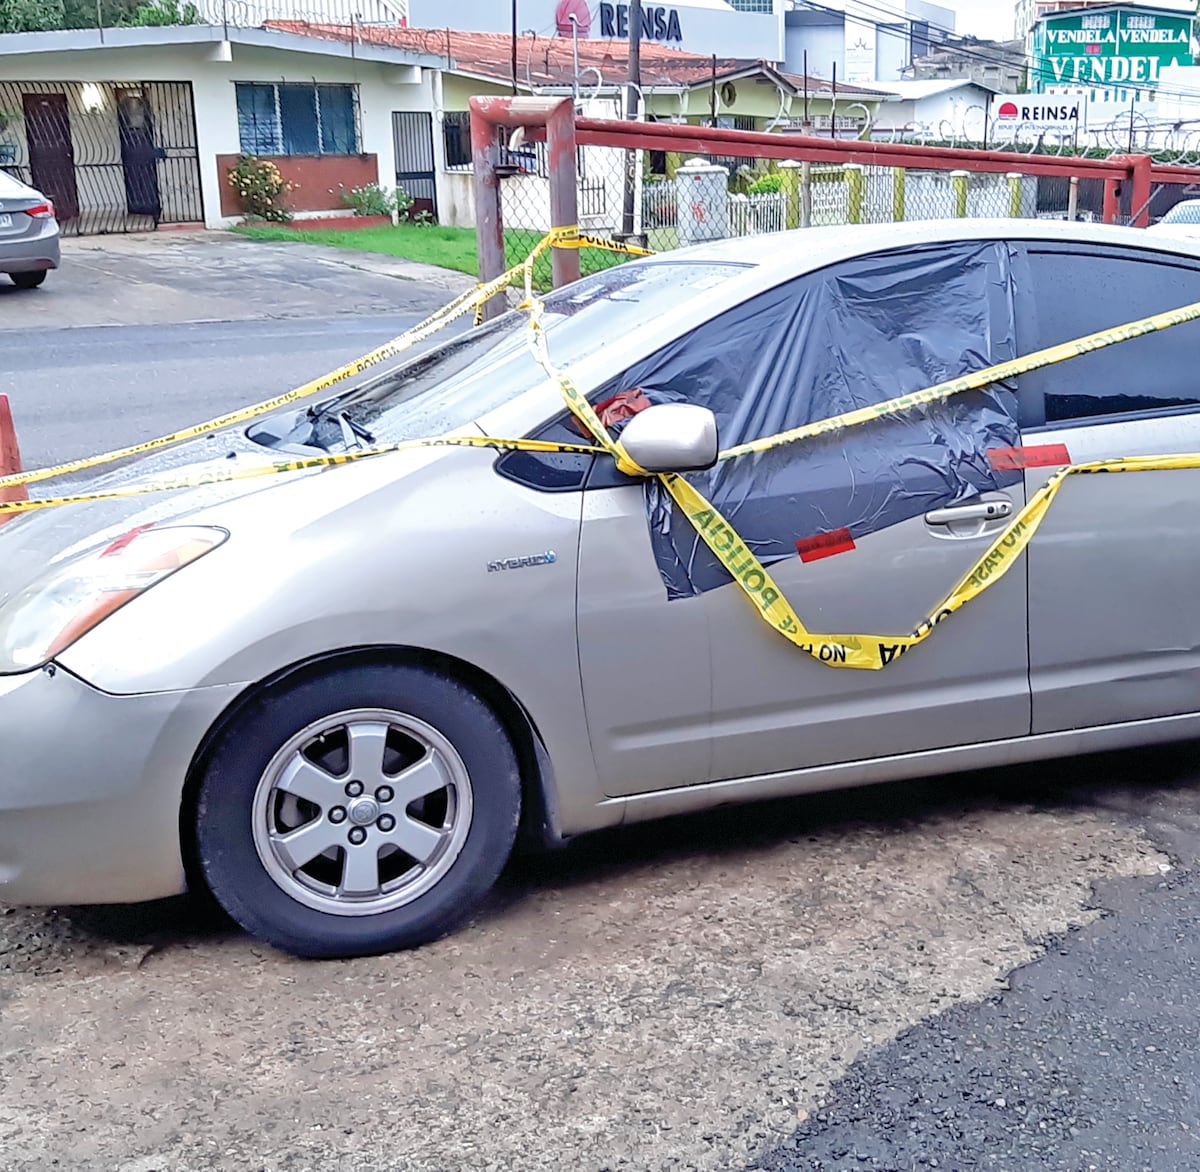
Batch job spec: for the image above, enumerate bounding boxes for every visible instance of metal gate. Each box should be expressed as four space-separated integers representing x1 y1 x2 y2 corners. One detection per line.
392 110 437 218
0 80 203 235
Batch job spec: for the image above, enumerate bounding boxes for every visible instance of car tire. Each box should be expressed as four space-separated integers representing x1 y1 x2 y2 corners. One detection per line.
194 663 521 958
10 270 46 289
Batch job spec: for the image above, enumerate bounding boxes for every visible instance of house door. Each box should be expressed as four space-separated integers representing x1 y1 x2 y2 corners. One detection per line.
116 88 162 220
23 93 79 222
392 111 437 218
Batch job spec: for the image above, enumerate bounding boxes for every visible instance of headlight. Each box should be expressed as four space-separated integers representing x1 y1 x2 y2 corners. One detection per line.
0 524 227 673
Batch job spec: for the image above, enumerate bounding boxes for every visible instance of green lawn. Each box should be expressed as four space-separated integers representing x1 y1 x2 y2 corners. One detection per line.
233 222 643 287
234 222 482 277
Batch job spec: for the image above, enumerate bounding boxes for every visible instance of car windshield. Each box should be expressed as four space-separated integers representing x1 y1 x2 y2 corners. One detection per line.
1162 202 1200 224
290 260 748 449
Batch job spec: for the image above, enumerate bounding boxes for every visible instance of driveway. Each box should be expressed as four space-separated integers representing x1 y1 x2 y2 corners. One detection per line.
0 230 475 332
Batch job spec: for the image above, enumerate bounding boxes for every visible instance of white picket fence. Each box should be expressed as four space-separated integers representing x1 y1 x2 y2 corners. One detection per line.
727 191 787 236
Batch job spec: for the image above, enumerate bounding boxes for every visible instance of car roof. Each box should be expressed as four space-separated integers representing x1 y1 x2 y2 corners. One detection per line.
658 217 1200 281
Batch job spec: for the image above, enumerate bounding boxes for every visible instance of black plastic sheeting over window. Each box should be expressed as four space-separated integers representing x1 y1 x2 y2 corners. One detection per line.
506 241 1025 601
606 241 1024 599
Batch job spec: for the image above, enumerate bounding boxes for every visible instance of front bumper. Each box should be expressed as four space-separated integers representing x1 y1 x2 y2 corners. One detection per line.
0 666 241 906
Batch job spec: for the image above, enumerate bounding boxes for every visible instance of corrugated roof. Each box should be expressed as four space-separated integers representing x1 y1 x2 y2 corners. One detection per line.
266 21 892 97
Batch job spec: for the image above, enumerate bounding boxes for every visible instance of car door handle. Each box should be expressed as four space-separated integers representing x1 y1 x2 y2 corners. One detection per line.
925 499 1013 526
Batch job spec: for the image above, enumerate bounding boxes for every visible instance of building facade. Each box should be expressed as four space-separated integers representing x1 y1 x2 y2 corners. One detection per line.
1030 3 1194 91
783 0 954 83
0 25 444 232
404 0 785 62
908 37 1026 91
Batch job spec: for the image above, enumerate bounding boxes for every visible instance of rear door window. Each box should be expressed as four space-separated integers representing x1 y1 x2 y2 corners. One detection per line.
1022 247 1200 426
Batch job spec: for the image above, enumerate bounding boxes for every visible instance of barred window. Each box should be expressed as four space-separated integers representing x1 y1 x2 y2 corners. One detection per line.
441 112 587 178
443 111 471 169
235 82 359 156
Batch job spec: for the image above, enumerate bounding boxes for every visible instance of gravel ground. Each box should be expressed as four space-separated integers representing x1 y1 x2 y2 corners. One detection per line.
0 755 1176 1171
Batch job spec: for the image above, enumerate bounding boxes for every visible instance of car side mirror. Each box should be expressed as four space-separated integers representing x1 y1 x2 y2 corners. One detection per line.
617 403 718 474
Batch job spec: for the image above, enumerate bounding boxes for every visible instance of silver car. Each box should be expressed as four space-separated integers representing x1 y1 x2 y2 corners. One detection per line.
3 218 1200 958
0 170 60 289
1147 197 1200 240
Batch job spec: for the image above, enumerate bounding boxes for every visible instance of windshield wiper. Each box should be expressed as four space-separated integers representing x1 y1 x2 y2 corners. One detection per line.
336 411 376 451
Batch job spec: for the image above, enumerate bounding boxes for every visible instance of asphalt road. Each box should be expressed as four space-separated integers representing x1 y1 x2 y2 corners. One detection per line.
1 315 431 472
0 231 471 472
5 232 1200 1171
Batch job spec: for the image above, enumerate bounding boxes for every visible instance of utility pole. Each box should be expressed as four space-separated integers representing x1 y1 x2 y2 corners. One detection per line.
620 0 643 241
510 0 518 95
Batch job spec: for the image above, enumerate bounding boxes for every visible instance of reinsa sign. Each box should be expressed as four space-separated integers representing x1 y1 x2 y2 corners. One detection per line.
598 3 684 42
1035 9 1194 86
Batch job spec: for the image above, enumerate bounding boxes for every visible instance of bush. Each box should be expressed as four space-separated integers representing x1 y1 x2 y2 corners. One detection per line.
338 182 415 218
748 173 784 195
228 156 293 222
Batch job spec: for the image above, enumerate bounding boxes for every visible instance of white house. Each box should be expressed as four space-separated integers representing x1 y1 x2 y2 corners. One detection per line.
871 78 1000 140
0 24 446 232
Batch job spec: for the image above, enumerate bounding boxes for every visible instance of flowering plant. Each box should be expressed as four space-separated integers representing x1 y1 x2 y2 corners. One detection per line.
228 156 294 222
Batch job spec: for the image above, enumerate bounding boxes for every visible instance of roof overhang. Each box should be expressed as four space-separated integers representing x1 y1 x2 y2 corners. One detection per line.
0 23 444 70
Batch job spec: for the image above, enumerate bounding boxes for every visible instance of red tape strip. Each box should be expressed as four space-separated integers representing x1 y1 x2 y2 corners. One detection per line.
988 444 1071 471
797 527 856 563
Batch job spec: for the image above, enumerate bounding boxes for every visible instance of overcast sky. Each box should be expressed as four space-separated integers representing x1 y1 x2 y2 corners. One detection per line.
946 0 1017 41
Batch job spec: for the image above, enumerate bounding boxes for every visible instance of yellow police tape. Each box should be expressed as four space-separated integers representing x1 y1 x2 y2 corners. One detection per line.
2 226 1198 671
0 225 640 494
521 280 1200 669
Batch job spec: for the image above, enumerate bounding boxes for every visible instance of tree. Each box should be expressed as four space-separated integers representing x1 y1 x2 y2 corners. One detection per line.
60 0 144 27
126 0 200 24
0 0 66 32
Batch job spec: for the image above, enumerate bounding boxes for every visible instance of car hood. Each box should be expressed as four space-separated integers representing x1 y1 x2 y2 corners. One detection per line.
0 424 328 604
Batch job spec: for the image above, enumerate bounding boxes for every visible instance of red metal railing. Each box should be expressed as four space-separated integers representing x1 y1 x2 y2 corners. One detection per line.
470 100 1200 294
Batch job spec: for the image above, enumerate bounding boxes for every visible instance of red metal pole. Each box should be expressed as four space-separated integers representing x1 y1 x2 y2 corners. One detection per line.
1127 154 1153 228
0 394 27 528
469 96 506 321
546 99 581 288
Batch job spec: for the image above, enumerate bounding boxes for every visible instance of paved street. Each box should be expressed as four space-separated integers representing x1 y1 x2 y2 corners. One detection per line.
0 232 472 471
3 233 1200 1171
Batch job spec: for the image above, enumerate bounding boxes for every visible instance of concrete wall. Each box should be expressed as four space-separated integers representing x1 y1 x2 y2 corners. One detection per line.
216 151 379 216
440 169 475 228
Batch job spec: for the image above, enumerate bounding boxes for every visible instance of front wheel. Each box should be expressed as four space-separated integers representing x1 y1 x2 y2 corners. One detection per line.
10 270 47 289
194 663 521 958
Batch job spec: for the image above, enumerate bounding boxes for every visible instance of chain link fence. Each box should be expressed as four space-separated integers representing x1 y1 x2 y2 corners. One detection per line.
478 107 1200 301
490 141 1127 288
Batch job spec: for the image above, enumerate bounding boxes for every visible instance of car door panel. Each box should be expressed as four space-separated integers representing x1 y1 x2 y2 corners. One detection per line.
1024 417 1200 733
1020 245 1200 735
575 486 713 796
704 490 1029 781
570 241 1032 797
